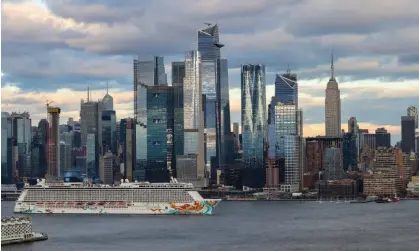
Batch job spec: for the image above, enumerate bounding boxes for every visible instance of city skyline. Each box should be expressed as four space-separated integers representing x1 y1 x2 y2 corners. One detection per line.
2 0 419 143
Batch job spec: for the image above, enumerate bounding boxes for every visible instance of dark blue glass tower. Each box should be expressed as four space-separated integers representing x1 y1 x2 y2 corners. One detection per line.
274 72 298 106
146 85 174 182
343 133 357 171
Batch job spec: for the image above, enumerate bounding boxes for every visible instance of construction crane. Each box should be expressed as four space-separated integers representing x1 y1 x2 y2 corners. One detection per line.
46 100 54 108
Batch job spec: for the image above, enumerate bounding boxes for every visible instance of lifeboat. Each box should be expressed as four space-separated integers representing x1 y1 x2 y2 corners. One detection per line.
76 202 84 206
98 202 105 206
87 202 95 205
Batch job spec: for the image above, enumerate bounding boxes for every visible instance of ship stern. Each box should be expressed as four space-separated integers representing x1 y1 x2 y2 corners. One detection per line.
202 199 221 215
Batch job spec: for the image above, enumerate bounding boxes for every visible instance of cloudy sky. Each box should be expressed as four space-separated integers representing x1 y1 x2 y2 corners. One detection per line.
2 0 419 143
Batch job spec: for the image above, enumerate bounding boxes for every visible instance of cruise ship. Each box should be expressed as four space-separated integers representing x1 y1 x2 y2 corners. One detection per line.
14 178 221 215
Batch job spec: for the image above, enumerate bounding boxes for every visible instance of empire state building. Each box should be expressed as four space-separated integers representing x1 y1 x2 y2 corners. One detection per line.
325 54 341 137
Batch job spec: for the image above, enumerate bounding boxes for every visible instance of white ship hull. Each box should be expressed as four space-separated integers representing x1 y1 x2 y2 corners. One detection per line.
14 200 221 215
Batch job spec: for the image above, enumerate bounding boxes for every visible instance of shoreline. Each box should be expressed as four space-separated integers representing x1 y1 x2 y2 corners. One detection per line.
222 197 419 201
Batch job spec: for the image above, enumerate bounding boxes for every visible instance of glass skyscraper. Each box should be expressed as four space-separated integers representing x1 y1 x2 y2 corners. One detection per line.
86 133 96 178
171 61 185 87
10 112 32 178
198 24 220 172
146 86 173 182
274 72 298 107
401 116 415 153
1 112 12 183
183 50 205 179
80 95 102 178
241 64 266 169
133 56 166 171
197 24 231 180
274 103 301 192
268 69 304 192
102 110 117 154
172 62 185 173
216 58 233 166
323 147 343 180
343 132 357 171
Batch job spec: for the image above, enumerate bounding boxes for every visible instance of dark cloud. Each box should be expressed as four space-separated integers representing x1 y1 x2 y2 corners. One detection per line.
399 54 419 65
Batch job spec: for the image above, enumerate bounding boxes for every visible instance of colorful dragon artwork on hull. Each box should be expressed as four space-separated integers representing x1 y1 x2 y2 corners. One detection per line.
167 200 220 215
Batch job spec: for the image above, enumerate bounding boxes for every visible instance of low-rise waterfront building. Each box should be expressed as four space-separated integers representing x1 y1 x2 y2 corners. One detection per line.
1 217 47 245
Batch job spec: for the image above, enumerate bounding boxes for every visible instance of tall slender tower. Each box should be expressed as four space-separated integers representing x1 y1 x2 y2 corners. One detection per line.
47 106 61 177
198 24 220 174
325 53 341 137
241 64 266 170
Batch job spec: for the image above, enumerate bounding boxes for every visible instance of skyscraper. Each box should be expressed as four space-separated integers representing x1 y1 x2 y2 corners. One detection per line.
407 106 418 129
1 112 12 183
197 24 231 182
124 119 135 181
99 151 114 185
216 58 233 168
325 54 341 137
183 50 205 180
323 147 343 180
86 133 96 178
172 62 185 174
171 61 185 87
134 56 166 120
241 64 266 170
274 103 302 192
273 71 298 108
133 56 166 175
146 85 173 182
375 128 391 148
102 110 117 154
102 84 114 111
60 131 73 174
198 24 220 173
342 132 357 171
47 107 60 177
10 112 32 178
401 116 415 153
233 122 240 151
348 117 358 134
80 95 103 178
37 119 49 178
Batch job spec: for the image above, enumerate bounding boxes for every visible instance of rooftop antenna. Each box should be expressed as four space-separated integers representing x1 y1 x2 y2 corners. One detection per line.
286 64 291 74
331 49 335 79
87 86 90 102
106 82 109 94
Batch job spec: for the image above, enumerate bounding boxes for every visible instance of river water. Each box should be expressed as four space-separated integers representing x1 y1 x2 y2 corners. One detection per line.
2 200 419 251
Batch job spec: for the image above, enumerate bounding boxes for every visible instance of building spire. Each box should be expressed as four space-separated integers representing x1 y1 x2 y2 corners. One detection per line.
87 86 90 102
331 50 335 79
106 82 109 94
